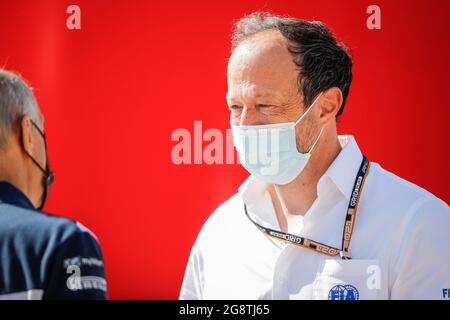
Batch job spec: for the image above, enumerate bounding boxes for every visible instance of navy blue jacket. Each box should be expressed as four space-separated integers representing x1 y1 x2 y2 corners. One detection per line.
0 182 107 300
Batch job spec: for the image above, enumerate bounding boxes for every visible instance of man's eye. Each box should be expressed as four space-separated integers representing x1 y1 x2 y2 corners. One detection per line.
229 105 243 111
256 104 273 109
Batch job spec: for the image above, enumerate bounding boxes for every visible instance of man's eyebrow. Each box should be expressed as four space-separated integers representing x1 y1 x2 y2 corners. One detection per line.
226 90 281 103
254 96 282 106
254 90 281 99
255 92 281 99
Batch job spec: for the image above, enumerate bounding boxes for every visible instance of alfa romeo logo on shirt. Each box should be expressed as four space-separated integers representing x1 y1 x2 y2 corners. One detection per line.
328 284 359 300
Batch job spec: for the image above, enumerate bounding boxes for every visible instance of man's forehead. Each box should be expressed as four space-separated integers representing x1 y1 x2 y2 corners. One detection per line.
234 29 287 51
227 33 298 99
229 30 289 63
226 83 283 101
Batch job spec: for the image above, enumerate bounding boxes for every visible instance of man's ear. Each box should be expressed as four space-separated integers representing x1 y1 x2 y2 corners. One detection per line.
318 87 343 124
20 116 34 155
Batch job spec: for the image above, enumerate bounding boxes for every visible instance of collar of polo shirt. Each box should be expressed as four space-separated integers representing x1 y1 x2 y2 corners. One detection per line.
238 135 363 232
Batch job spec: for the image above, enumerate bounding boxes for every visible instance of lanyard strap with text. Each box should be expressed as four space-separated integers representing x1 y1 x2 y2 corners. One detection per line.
243 155 371 260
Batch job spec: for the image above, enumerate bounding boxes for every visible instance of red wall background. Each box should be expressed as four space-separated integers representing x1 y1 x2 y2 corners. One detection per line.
0 0 448 299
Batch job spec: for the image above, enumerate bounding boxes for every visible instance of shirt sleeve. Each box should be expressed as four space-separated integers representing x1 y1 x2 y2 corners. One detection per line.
391 197 450 300
43 223 107 300
179 240 204 300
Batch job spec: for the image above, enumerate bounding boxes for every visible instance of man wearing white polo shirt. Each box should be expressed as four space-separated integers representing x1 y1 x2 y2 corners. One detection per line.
180 12 450 300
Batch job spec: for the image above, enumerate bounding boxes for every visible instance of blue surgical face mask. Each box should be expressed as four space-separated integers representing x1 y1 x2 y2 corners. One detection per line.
231 93 323 185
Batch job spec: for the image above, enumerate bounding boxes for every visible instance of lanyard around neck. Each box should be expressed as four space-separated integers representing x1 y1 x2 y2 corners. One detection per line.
244 156 371 260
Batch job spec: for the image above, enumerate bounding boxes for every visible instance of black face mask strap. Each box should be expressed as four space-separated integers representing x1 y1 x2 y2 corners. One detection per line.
24 119 55 210
24 148 47 175
25 149 54 211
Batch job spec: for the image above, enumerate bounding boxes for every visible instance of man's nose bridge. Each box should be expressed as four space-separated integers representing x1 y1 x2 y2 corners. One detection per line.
239 106 259 126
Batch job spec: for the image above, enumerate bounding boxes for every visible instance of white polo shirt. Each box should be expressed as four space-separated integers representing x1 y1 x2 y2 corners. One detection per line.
180 135 450 300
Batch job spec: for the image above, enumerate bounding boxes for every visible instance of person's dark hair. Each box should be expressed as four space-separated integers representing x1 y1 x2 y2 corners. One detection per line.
231 12 352 118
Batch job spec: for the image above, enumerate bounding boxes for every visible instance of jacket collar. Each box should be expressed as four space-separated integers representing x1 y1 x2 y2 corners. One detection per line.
0 181 35 210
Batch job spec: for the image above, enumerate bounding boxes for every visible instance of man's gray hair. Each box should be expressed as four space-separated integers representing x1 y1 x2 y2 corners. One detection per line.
0 69 42 149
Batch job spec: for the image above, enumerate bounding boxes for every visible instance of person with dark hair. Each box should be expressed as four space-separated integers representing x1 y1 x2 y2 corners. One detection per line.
0 69 107 300
180 12 449 300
